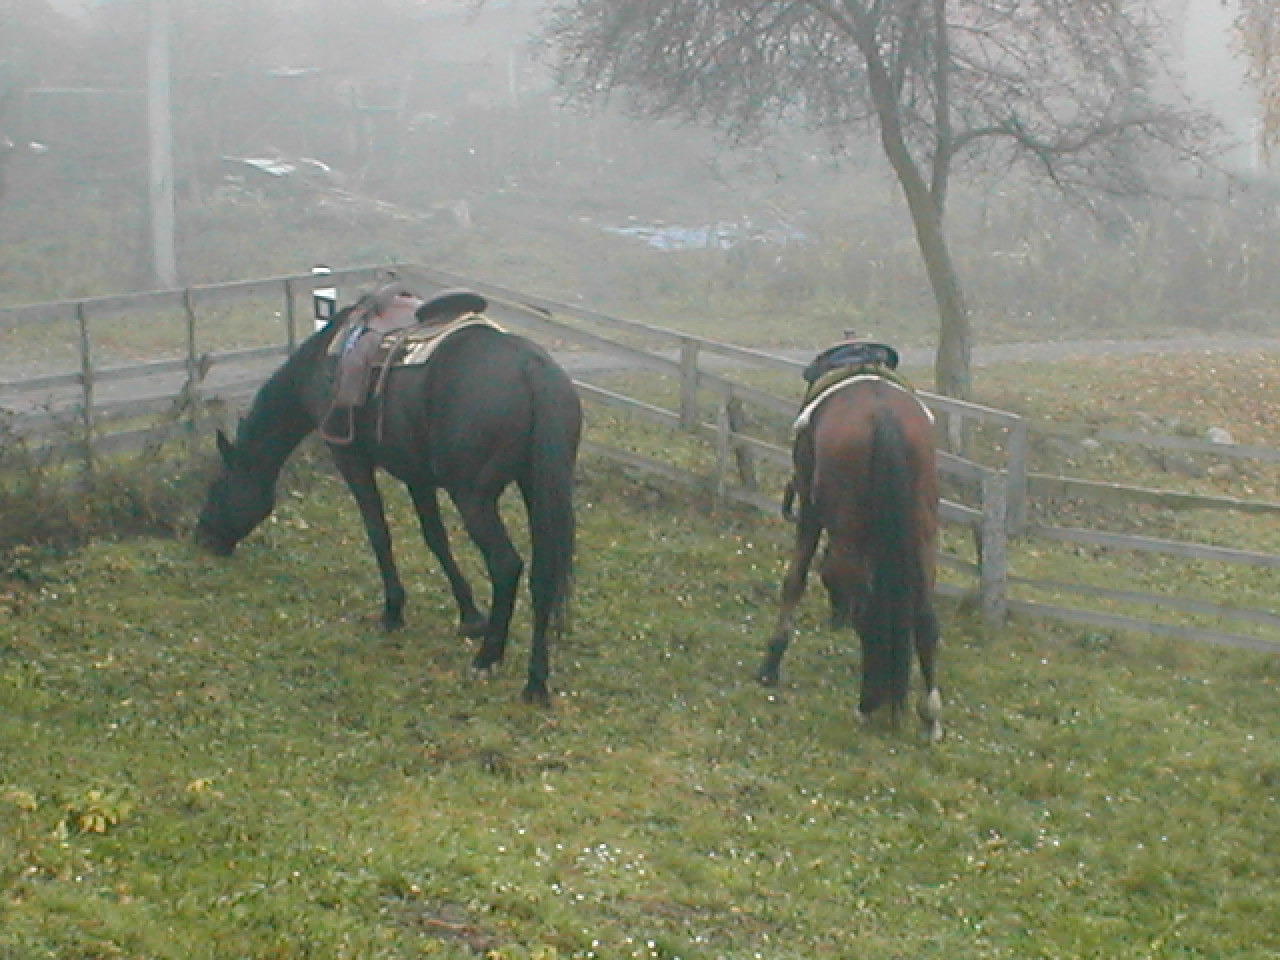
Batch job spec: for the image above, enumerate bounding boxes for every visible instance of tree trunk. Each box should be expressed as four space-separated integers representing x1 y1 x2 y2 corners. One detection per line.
858 26 973 401
902 182 972 401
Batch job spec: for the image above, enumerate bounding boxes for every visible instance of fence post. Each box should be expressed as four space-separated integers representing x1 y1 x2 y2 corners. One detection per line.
713 400 732 502
75 302 94 473
311 265 336 332
1005 415 1029 535
283 277 298 355
182 288 205 445
725 392 758 492
679 337 699 430
980 468 1009 630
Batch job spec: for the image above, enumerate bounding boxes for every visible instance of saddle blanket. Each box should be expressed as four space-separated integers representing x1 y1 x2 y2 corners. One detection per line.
330 312 506 368
793 372 935 432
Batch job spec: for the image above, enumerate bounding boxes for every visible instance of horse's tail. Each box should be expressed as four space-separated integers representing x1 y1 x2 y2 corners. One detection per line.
522 352 582 642
865 406 921 718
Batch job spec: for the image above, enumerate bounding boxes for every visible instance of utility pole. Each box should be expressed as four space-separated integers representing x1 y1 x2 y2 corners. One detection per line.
147 0 177 288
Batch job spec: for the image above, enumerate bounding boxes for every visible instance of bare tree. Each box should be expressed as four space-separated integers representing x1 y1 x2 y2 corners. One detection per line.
1233 0 1279 152
537 0 1215 398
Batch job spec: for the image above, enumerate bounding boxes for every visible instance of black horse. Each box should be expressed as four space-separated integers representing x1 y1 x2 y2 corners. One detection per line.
196 287 582 705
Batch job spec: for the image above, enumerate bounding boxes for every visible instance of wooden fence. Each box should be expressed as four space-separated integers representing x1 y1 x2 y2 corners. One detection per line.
2 262 1277 654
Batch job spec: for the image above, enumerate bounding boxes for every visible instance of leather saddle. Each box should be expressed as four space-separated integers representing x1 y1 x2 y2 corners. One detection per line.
319 285 490 445
802 339 900 384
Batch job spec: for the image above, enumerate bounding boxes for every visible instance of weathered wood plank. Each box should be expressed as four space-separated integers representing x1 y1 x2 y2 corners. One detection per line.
937 449 987 482
939 552 981 577
940 499 982 527
724 433 791 468
0 264 403 326
1027 473 1280 515
1034 423 1280 463
577 382 682 429
1 342 285 394
1026 523 1280 567
581 439 709 490
1007 598 1280 654
1010 575 1280 629
0 370 84 392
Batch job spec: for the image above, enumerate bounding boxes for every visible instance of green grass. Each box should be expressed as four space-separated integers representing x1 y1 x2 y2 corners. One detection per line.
6 136 1280 957
2 442 1279 958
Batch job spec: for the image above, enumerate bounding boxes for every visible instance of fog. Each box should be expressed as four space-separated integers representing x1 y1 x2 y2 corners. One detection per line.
1 0 1277 342
1177 0 1265 170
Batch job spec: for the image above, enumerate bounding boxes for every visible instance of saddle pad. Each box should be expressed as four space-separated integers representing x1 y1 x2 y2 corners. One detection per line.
793 372 934 432
382 314 506 368
328 312 505 365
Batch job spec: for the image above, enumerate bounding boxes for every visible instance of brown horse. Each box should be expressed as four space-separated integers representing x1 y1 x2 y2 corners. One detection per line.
759 373 943 742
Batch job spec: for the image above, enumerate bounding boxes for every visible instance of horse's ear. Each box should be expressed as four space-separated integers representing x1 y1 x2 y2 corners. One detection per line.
215 428 235 463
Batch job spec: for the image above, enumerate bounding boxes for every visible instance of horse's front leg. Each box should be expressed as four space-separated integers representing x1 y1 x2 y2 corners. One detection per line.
406 483 486 637
333 453 405 629
759 510 822 687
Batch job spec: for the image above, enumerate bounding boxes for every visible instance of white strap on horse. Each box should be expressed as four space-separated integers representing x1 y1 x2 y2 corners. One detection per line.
793 373 935 432
393 313 506 367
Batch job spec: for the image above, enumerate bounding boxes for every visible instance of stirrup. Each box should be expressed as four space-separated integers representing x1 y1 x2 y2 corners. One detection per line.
319 404 357 446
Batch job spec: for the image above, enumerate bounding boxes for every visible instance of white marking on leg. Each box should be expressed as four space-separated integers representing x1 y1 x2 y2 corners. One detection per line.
920 687 943 743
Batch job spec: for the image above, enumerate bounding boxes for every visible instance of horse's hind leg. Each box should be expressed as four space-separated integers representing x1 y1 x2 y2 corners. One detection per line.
407 484 486 637
453 493 523 677
914 602 943 743
759 511 822 687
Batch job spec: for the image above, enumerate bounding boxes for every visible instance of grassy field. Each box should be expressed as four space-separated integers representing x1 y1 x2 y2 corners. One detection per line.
3 363 1279 959
7 95 1280 958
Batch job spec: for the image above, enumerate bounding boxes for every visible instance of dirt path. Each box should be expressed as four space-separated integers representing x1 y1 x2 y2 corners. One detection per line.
900 335 1280 368
5 334 1280 419
559 334 1280 376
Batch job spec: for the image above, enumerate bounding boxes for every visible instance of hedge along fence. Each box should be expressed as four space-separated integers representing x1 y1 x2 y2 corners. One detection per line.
1 263 1278 653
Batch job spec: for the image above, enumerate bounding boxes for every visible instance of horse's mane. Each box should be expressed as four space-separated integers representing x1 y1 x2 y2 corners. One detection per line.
235 314 344 450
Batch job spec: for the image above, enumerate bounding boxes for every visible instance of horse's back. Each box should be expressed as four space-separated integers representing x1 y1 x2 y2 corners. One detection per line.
812 380 936 473
432 325 579 427
381 326 580 487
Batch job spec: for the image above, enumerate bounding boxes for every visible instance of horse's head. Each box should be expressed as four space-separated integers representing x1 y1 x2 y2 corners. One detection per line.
195 429 276 556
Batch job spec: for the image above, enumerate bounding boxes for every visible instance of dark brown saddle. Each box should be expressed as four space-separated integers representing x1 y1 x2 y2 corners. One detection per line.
318 286 490 445
802 339 900 384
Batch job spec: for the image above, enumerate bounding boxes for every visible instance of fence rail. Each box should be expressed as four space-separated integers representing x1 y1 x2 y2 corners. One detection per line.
2 263 1277 653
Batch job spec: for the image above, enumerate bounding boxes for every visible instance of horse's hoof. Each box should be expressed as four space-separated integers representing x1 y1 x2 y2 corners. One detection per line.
923 722 945 744
758 668 780 688
381 615 405 632
521 683 551 707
